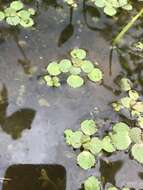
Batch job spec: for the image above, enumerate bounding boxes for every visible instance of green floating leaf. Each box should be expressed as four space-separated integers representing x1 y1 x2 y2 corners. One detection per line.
112 122 130 133
77 151 96 170
47 62 61 76
110 131 131 151
69 66 81 75
122 188 130 190
70 48 86 60
44 75 60 87
4 8 16 17
83 137 102 155
81 135 91 144
52 77 61 87
128 90 139 101
0 11 5 21
120 78 131 92
81 60 94 73
88 68 103 82
64 129 74 145
70 131 83 148
72 58 84 67
131 144 143 164
10 1 24 11
28 8 36 15
20 18 34 27
84 176 101 190
81 119 97 136
107 187 119 190
120 97 131 108
18 10 31 20
6 16 20 25
132 102 143 113
94 0 105 8
129 127 142 144
67 75 84 88
104 5 117 16
44 75 53 87
102 136 115 153
59 59 72 73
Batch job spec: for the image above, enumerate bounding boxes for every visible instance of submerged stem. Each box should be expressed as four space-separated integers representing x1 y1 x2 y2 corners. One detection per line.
113 8 143 46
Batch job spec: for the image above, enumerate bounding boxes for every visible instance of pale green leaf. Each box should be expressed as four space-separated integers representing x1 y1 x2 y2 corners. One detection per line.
81 119 97 136
84 176 101 190
67 75 84 88
88 68 103 82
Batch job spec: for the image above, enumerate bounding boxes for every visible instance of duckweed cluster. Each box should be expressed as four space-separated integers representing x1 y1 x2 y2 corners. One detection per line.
0 1 35 27
44 48 103 88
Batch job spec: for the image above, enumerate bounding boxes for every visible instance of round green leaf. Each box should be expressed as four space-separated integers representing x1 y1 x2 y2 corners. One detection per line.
67 75 84 88
28 8 36 15
4 8 16 17
47 62 61 76
120 97 131 108
128 90 139 101
64 129 74 145
10 1 23 11
129 127 142 144
81 119 97 136
77 151 96 169
131 144 143 164
72 58 84 67
104 5 117 16
18 10 30 19
70 131 83 148
0 11 5 21
20 18 34 27
84 176 101 190
83 137 102 155
112 122 130 133
88 68 103 82
94 0 105 8
59 59 72 73
119 78 131 92
44 75 53 87
81 60 94 73
70 48 86 60
6 16 20 25
102 136 115 153
107 187 119 190
110 131 131 151
52 77 61 87
69 66 81 75
132 102 143 113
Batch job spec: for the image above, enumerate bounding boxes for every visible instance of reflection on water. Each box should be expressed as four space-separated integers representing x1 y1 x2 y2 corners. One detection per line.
2 164 66 190
0 84 36 139
100 159 123 187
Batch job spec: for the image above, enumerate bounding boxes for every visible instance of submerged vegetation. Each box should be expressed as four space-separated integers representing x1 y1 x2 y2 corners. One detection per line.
44 48 103 88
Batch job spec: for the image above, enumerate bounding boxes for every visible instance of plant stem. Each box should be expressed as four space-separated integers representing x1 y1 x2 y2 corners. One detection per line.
112 7 143 46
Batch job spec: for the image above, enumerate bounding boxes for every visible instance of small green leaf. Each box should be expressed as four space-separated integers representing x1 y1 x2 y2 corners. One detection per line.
47 62 61 76
128 90 139 101
81 119 97 136
120 78 131 92
77 151 96 169
10 1 24 11
81 60 94 73
72 58 84 67
69 66 81 75
129 127 142 144
120 97 131 108
67 75 84 88
131 144 143 164
88 68 103 82
20 17 34 27
28 8 36 15
112 122 130 133
104 5 117 16
6 16 20 25
64 129 74 145
110 131 131 151
102 136 116 153
84 176 101 190
107 187 119 190
70 48 86 60
44 75 53 87
4 8 17 17
0 11 5 21
18 10 30 19
52 77 61 87
132 102 143 112
70 131 83 148
94 0 105 8
83 137 102 155
59 59 72 73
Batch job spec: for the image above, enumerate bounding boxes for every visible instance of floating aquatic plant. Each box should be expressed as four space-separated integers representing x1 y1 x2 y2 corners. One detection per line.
112 78 143 129
44 48 103 88
84 176 101 190
0 1 35 27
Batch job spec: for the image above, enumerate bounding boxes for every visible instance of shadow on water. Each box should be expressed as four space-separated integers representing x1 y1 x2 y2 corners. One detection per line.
99 159 123 187
0 84 36 139
2 164 66 190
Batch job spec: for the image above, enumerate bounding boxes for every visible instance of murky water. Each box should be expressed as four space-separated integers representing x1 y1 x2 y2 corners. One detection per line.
0 0 143 189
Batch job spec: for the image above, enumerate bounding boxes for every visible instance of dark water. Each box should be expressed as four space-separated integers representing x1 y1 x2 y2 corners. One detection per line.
0 0 143 189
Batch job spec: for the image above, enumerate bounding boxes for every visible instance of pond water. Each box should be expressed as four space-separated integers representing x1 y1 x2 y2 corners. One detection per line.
0 0 143 189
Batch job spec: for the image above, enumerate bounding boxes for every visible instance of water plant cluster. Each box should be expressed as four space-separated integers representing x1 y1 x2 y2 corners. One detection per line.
64 117 143 189
0 1 35 27
112 78 143 129
44 48 103 88
83 176 130 190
